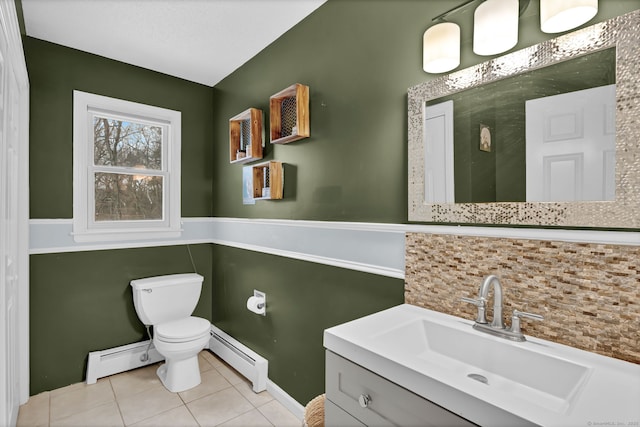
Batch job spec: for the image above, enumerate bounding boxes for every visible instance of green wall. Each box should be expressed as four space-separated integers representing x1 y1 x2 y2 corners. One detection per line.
210 0 639 222
208 0 640 405
30 245 212 394
211 246 403 404
26 37 213 219
25 37 215 394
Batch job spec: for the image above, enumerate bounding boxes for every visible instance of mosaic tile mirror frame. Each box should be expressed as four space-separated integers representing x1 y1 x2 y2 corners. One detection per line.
408 10 640 228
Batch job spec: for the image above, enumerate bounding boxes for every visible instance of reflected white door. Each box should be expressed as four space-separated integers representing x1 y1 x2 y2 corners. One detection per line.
526 84 616 202
424 100 454 203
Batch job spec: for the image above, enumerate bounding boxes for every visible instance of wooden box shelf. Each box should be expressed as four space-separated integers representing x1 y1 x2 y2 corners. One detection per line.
251 161 283 200
270 83 310 144
229 108 263 164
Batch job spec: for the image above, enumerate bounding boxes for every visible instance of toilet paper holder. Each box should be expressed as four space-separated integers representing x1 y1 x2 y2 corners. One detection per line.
247 290 266 316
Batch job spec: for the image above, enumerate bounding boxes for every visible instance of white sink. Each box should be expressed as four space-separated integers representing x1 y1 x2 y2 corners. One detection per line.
374 318 590 414
324 304 640 427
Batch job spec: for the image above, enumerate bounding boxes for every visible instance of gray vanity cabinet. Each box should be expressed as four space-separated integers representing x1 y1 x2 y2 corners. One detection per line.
325 351 476 426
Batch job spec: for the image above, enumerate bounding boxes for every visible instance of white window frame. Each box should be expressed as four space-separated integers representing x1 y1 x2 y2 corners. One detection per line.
73 90 182 242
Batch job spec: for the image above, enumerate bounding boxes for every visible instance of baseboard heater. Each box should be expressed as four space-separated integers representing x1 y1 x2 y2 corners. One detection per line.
209 325 268 393
86 340 164 384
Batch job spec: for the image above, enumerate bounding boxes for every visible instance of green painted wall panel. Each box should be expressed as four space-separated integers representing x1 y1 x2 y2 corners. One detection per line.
211 245 404 405
207 0 640 406
29 245 212 395
25 36 215 394
25 37 214 218
211 0 640 222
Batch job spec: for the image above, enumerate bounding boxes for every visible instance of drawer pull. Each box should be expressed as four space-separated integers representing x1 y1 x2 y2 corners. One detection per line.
358 394 372 408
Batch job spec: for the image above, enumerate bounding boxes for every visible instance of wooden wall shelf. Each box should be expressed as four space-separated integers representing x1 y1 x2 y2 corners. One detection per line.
251 161 283 200
229 108 263 164
270 83 310 144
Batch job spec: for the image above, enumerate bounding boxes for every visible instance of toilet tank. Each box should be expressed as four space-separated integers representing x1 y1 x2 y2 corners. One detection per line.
130 273 204 325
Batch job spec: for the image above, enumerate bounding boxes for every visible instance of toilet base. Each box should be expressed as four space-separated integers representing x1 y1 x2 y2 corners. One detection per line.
156 355 201 393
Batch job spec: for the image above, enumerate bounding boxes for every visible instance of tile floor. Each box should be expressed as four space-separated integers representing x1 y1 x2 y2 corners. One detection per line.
17 350 302 427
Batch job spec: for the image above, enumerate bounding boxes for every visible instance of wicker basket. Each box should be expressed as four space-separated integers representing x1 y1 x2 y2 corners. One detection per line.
303 393 325 427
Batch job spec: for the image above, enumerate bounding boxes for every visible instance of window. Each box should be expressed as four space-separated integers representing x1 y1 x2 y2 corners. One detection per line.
73 91 181 242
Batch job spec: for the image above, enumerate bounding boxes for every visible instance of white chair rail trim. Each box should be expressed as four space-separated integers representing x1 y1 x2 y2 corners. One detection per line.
29 217 640 280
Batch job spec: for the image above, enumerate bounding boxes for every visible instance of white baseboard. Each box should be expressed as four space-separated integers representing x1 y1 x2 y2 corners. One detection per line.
266 379 305 421
208 325 268 393
86 340 163 384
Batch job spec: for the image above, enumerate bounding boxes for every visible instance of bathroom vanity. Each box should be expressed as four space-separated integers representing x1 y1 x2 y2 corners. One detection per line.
323 304 640 426
325 351 476 426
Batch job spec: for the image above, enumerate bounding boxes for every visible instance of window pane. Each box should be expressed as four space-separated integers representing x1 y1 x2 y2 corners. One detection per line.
93 116 162 169
94 173 163 221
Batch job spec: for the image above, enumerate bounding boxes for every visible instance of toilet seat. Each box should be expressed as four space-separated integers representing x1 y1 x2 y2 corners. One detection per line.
155 317 210 343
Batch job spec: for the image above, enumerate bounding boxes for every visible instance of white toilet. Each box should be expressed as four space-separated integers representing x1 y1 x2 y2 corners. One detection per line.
130 273 210 393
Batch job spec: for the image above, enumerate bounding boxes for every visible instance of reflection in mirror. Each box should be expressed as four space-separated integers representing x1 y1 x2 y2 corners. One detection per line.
408 10 640 227
424 48 615 204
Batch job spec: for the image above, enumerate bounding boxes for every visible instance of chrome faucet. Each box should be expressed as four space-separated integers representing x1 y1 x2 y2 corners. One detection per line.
479 275 504 329
462 275 543 342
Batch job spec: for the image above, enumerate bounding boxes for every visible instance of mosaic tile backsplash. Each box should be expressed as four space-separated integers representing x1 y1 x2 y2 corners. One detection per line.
405 232 640 364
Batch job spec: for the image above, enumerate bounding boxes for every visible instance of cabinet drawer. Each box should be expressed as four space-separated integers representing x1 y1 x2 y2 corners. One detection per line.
326 351 475 427
325 398 366 427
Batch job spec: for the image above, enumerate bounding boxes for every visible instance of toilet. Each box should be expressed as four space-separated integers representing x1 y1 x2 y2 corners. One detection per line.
130 273 210 393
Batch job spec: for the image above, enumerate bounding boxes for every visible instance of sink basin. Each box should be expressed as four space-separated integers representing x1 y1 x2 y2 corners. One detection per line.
324 304 640 427
374 318 590 414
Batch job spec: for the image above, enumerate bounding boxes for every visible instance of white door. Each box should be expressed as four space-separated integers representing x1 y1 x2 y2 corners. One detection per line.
424 100 454 203
525 84 616 202
0 1 30 426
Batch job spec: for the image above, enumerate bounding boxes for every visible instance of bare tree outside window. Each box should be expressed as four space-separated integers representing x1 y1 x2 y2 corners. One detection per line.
93 117 164 221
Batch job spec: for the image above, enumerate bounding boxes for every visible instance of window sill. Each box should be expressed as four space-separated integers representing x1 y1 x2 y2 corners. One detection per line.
71 228 183 243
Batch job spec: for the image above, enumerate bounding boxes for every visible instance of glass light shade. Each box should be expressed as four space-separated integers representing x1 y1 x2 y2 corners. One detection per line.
473 0 519 56
423 22 460 73
540 0 598 33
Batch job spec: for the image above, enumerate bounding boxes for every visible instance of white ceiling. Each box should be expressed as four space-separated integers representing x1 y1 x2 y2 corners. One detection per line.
22 0 327 87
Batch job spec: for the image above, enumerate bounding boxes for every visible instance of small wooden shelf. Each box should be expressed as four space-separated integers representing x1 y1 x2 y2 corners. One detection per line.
251 161 283 200
229 108 263 164
270 83 310 144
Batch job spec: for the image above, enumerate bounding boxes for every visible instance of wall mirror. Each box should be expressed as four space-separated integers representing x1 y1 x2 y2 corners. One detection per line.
408 10 639 228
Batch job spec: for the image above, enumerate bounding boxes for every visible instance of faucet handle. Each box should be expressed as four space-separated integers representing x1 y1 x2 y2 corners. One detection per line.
461 297 487 324
510 309 543 334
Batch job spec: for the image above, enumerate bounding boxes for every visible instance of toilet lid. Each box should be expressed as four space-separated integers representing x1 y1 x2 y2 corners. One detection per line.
155 317 210 343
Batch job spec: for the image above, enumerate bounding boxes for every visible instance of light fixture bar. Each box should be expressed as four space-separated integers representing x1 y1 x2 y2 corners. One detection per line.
431 0 479 22
432 0 531 22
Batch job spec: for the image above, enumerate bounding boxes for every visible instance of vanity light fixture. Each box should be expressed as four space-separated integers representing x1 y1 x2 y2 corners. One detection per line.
540 0 598 33
423 0 532 74
423 22 461 73
473 0 519 55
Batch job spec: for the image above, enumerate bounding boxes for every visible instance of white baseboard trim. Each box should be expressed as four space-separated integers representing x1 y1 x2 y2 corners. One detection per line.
208 325 268 393
86 340 163 384
266 378 305 421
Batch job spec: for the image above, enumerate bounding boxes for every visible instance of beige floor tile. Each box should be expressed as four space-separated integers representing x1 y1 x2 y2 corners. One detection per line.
116 383 183 426
215 362 245 386
50 401 123 427
218 408 274 427
130 405 199 427
200 350 224 368
50 379 115 422
178 368 232 403
187 387 254 427
234 380 274 408
17 391 50 427
258 400 301 427
109 363 162 400
198 352 215 372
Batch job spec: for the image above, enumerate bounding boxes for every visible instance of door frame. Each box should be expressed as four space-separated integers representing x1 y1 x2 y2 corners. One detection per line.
0 0 30 424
